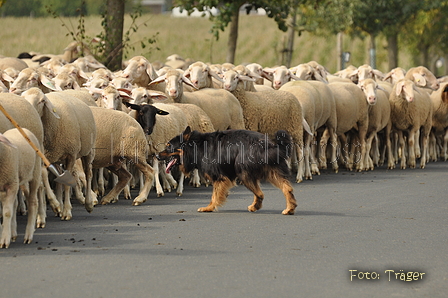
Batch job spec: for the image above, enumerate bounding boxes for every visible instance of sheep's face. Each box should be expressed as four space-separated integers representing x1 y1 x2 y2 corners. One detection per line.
131 88 149 105
222 71 239 92
53 73 75 90
100 88 121 110
122 57 148 82
186 64 209 89
396 80 417 103
271 66 292 90
358 79 377 105
10 70 39 94
165 73 182 99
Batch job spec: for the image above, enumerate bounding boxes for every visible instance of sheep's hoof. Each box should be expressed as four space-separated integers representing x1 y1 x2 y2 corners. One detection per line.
176 192 183 197
132 197 146 206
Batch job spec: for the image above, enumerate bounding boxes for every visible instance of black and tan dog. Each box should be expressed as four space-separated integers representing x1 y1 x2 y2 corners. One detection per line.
159 127 297 215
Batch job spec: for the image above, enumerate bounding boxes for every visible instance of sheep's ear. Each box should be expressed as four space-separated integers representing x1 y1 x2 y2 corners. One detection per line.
372 69 385 80
0 133 17 149
78 69 89 80
124 102 140 111
210 69 224 82
377 84 387 92
412 73 427 87
239 75 256 82
313 71 328 84
148 92 168 101
146 63 158 81
149 75 166 86
261 68 274 81
44 97 61 119
73 80 81 90
39 74 58 91
156 108 169 116
395 81 405 96
118 90 133 102
181 75 199 89
442 85 448 103
1 72 14 83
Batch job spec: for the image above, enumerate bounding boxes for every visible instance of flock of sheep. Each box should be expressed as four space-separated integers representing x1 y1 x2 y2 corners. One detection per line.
0 41 447 248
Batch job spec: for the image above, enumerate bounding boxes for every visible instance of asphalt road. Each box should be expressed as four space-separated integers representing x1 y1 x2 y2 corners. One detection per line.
1 161 447 298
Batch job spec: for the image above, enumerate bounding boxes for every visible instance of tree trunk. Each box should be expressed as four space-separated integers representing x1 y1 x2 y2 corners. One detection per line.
387 33 398 70
104 0 125 71
284 12 297 68
226 6 240 64
369 32 376 69
337 32 343 70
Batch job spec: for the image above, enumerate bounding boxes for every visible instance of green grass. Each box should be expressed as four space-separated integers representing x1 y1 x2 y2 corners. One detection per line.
0 14 414 73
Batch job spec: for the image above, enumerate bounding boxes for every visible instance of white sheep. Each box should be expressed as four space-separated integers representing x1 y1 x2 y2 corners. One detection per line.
327 82 370 171
389 79 433 169
429 83 448 160
21 88 97 221
9 68 57 95
383 67 406 85
221 69 310 183
405 66 439 91
183 61 224 89
262 65 300 90
0 93 50 228
88 107 155 206
279 79 339 177
0 57 28 72
151 69 246 131
357 79 393 170
121 56 165 92
0 128 42 248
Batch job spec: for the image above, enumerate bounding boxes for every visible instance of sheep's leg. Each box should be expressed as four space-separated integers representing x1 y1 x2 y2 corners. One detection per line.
82 153 95 212
383 123 395 169
398 131 407 169
132 159 155 206
407 129 417 169
17 189 27 216
152 157 164 197
268 171 297 215
176 172 185 196
0 185 18 248
420 123 431 169
414 129 421 159
60 157 77 221
355 122 368 172
101 164 132 205
122 163 131 200
293 140 305 183
303 132 313 180
198 177 234 212
41 168 61 217
190 169 201 188
364 133 375 171
310 135 320 175
36 185 46 228
23 179 39 244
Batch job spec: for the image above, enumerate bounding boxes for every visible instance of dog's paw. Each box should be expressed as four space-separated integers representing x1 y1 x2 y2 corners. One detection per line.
282 209 295 215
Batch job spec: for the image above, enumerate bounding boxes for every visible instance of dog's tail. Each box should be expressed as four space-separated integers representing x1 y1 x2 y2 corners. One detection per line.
275 130 293 159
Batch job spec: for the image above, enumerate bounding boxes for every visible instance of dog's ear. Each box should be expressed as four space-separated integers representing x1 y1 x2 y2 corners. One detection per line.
182 126 192 141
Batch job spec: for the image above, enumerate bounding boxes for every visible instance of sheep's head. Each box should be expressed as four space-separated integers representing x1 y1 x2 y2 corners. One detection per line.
358 79 381 105
184 62 212 89
125 103 169 135
9 68 39 94
53 72 80 91
122 56 157 84
264 66 298 90
21 87 60 119
407 66 439 91
395 79 420 103
222 70 255 92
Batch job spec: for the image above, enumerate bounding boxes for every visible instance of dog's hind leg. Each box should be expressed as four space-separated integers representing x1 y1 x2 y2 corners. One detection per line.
243 180 264 212
268 172 297 215
197 177 234 212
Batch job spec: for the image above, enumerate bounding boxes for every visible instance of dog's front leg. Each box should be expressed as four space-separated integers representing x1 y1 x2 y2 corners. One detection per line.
197 178 234 212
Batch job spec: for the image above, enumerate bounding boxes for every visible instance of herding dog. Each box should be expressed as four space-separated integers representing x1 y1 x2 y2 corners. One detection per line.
158 126 297 215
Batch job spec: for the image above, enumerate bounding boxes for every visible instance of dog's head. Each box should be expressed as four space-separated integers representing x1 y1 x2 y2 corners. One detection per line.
158 126 192 173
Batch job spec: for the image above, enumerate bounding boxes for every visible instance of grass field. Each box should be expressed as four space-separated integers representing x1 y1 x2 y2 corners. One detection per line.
0 14 414 73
